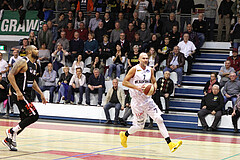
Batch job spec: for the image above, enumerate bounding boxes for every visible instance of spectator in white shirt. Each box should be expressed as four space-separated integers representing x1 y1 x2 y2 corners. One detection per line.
8 49 22 69
178 33 196 75
65 67 86 104
0 52 9 81
71 55 84 74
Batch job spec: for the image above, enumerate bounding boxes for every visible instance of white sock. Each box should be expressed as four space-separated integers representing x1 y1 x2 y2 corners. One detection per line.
12 125 21 133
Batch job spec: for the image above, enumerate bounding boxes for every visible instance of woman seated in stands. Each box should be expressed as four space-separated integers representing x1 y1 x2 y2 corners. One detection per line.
71 55 84 74
106 44 125 80
52 43 69 74
28 30 37 46
147 47 159 72
90 56 105 75
203 72 220 96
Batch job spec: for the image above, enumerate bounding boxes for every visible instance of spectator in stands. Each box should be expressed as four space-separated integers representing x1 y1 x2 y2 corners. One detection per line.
159 0 167 13
116 12 128 31
90 56 105 74
94 0 107 12
164 0 177 13
217 0 233 42
205 0 218 41
192 14 207 48
130 12 142 31
74 11 86 30
28 31 37 46
222 72 240 109
0 73 7 104
127 45 140 73
12 38 28 57
124 23 136 44
88 11 102 33
158 36 173 65
131 32 143 52
64 22 76 41
52 13 67 33
178 33 196 75
148 34 160 52
57 0 70 11
116 32 130 57
104 79 125 124
154 71 174 114
27 0 40 10
66 11 75 26
37 24 53 50
47 20 58 45
232 94 240 133
198 84 223 131
177 0 195 33
38 43 50 74
77 22 88 41
219 60 235 87
0 52 9 81
71 55 84 74
163 12 179 35
56 66 73 103
43 0 55 21
203 73 220 96
69 31 84 62
230 18 240 49
110 22 123 43
147 0 160 14
8 49 22 69
137 22 151 52
135 0 149 22
37 63 56 103
107 44 126 80
103 12 115 36
227 48 240 77
94 21 107 43
147 47 159 72
183 24 199 50
8 0 25 24
55 31 69 51
99 35 113 63
168 25 180 46
65 67 86 104
86 68 105 106
84 32 98 60
149 14 163 36
0 0 10 10
163 46 185 87
52 43 69 73
119 90 132 126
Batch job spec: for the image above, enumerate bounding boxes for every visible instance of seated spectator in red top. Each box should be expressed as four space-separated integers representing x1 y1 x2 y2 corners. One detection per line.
64 22 76 41
77 22 88 41
124 23 136 43
203 73 220 96
227 48 240 76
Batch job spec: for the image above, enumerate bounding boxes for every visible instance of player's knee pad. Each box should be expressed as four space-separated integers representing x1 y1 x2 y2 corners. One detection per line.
155 116 163 125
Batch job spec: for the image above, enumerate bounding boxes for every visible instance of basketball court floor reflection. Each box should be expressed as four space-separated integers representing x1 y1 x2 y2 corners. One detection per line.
0 118 240 160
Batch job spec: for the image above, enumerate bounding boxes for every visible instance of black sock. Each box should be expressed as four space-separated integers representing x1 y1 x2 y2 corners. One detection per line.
125 131 130 137
165 137 171 144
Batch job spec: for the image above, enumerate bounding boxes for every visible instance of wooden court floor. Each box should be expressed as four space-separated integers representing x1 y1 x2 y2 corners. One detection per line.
0 118 240 160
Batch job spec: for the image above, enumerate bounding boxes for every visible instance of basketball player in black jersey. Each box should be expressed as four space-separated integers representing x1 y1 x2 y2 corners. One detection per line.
2 45 47 151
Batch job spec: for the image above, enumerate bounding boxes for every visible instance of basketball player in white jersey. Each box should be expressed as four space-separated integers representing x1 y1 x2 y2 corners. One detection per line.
120 53 182 152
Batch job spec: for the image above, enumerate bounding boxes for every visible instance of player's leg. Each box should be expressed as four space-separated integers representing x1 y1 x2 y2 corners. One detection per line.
120 99 147 148
147 100 182 152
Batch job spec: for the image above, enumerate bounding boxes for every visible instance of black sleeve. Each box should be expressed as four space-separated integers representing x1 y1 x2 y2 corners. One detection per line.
200 95 207 109
169 80 174 95
216 94 224 111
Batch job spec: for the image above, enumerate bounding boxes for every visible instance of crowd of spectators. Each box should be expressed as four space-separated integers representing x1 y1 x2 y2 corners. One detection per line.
2 0 240 128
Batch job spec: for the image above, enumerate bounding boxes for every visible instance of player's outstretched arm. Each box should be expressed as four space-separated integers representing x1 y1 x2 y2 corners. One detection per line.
33 79 47 104
122 67 142 92
8 59 27 101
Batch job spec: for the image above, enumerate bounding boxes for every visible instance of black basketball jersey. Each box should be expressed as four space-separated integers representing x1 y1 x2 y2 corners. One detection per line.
12 57 38 95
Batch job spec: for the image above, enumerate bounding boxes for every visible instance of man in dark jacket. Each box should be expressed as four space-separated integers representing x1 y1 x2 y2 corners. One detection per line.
217 0 234 41
163 46 185 87
198 84 223 131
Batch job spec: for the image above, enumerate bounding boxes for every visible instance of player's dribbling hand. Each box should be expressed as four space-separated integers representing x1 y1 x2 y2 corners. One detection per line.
16 91 24 101
41 94 47 104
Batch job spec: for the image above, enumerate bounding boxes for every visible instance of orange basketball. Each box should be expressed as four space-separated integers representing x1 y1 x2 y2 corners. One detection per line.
142 83 155 96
